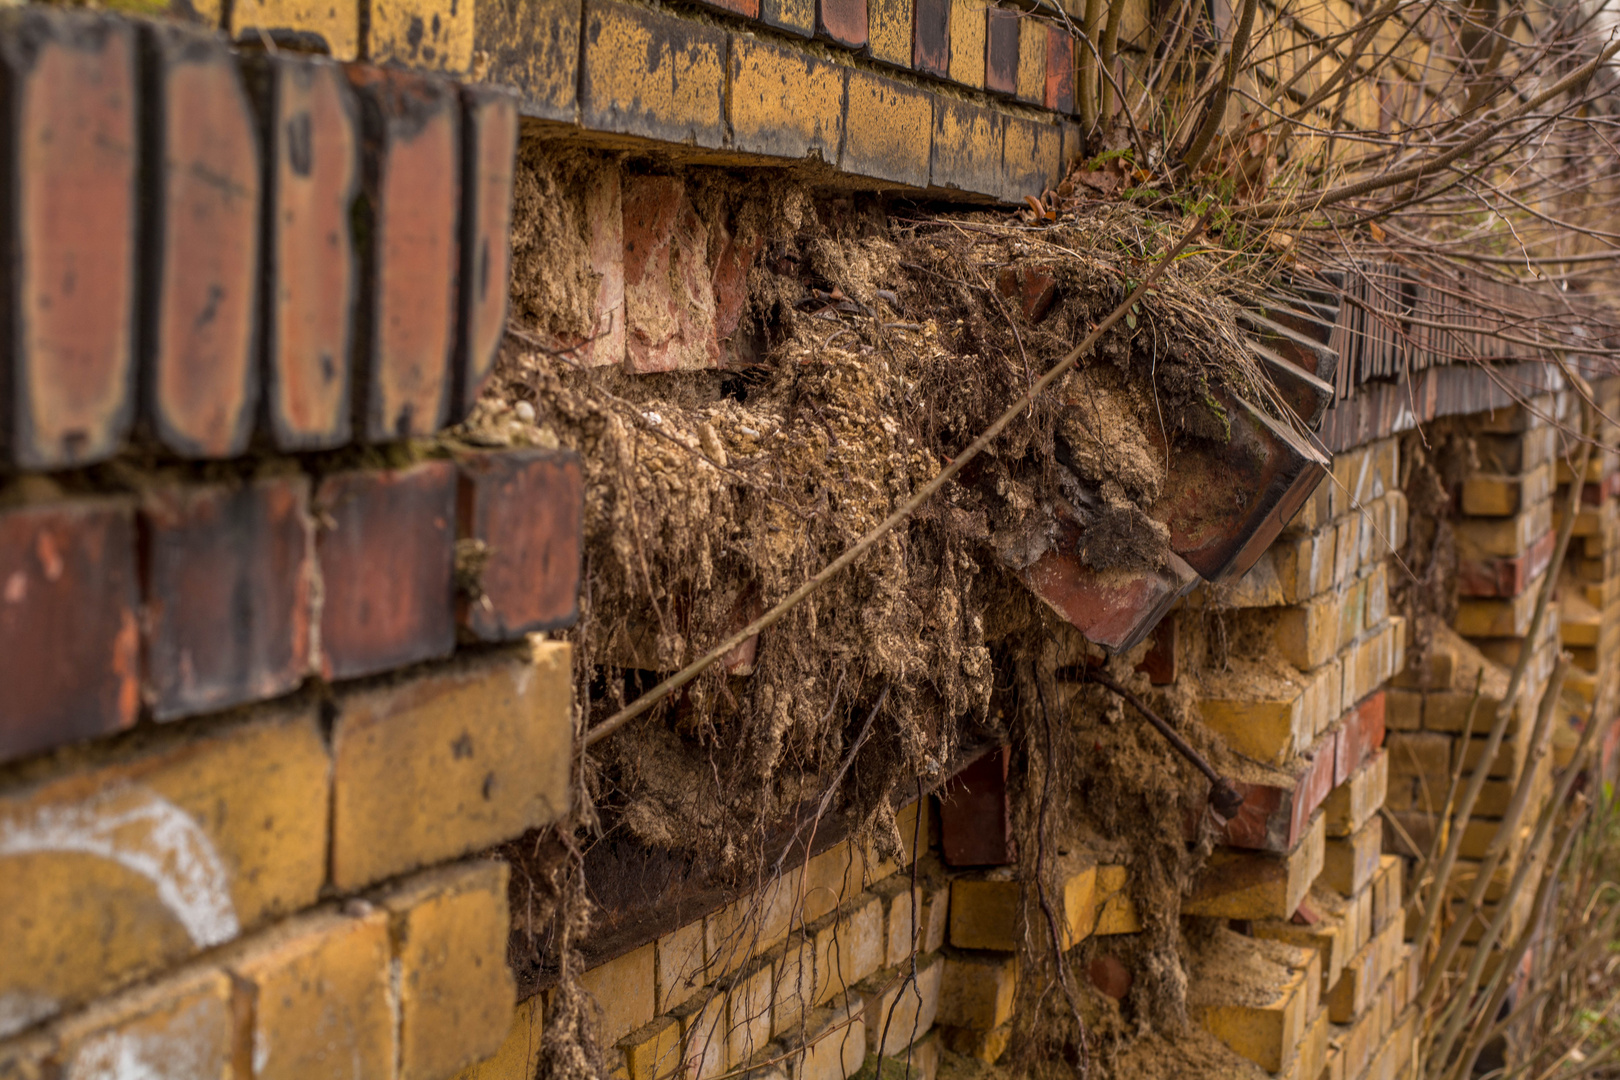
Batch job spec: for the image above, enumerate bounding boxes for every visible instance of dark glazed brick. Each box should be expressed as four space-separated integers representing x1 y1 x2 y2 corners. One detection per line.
0 9 137 471
454 84 519 421
457 449 583 639
475 0 580 121
0 499 140 763
581 1 727 147
142 475 313 721
817 0 867 47
141 24 262 460
315 461 457 681
984 7 1017 94
348 67 459 443
1044 24 1073 112
761 0 815 37
245 53 359 452
912 0 949 76
939 746 1014 867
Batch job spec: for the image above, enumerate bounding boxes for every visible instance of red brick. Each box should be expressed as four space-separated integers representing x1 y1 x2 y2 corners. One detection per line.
251 53 360 452
939 745 1015 867
1200 737 1335 853
984 7 1018 95
315 461 456 681
1457 529 1554 598
708 216 765 353
622 176 719 373
1088 954 1131 1000
141 475 313 721
699 0 759 14
913 0 949 76
348 66 459 442
1043 25 1073 113
1336 691 1385 786
818 0 867 47
0 498 139 762
995 265 1057 322
457 449 584 640
454 84 519 421
1135 615 1178 685
142 24 261 460
0 9 137 470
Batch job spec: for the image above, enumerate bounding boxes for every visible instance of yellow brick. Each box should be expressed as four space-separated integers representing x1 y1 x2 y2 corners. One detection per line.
948 0 987 87
580 943 656 1046
621 1015 682 1080
1461 463 1553 516
1272 530 1336 602
1015 16 1045 103
941 1022 1010 1064
873 878 921 967
1191 931 1308 1073
378 860 516 1080
0 705 328 1034
728 34 843 163
857 952 943 1055
1454 500 1551 559
948 875 1018 951
330 646 571 890
1092 864 1142 935
1185 810 1326 920
937 951 1016 1029
1253 885 1351 992
868 0 913 66
770 933 816 1035
452 996 545 1080
231 0 359 58
1198 687 1311 766
474 0 580 119
1319 815 1382 897
228 908 396 1080
1386 688 1422 729
1323 748 1387 838
370 0 472 70
580 0 725 147
1424 688 1521 735
1275 592 1342 669
727 958 774 1063
672 989 727 1080
841 70 931 187
50 967 233 1078
780 993 866 1080
656 920 709 1015
1337 577 1367 652
1455 582 1541 638
0 1033 48 1080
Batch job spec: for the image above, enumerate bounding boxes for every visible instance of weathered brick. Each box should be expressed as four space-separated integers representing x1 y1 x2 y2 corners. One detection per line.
0 498 139 763
841 70 932 188
248 53 359 451
1202 732 1336 853
348 66 459 442
457 448 583 639
729 34 844 163
330 645 572 889
0 8 138 471
622 1014 682 1080
936 951 1015 1029
984 7 1018 93
672 988 727 1080
475 0 579 120
940 1023 1010 1063
818 0 867 46
1319 814 1381 896
550 163 627 367
868 0 912 66
1323 749 1387 838
913 0 949 74
47 968 234 1079
231 0 360 58
371 0 473 71
946 0 986 87
1185 810 1326 920
950 852 1096 950
1016 527 1198 652
708 216 764 357
939 746 1014 866
1043 24 1073 112
656 919 709 1015
0 705 326 1037
930 98 1002 197
1000 115 1063 202
582 2 726 147
228 908 396 1080
1014 15 1045 102
377 860 516 1080
453 995 545 1080
728 958 775 1063
780 993 866 1080
1190 930 1308 1074
142 24 261 460
455 84 520 420
141 475 312 721
315 461 457 681
581 944 656 1048
858 952 943 1055
1092 864 1141 934
622 175 720 373
761 0 815 36
1198 657 1339 765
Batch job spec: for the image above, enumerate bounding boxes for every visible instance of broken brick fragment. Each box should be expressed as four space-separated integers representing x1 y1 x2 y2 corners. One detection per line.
939 745 1015 867
623 175 720 373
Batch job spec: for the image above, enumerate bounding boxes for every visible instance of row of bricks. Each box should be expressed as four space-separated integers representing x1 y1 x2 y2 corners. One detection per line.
1192 928 1328 1076
0 648 570 1040
0 448 581 763
0 7 518 472
1252 854 1405 1010
1 858 515 1080
1232 560 1391 672
1228 488 1408 610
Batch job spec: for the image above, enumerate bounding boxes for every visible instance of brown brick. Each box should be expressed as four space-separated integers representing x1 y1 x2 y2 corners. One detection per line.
868 0 912 65
581 2 726 148
939 746 1014 866
314 461 456 681
230 0 360 59
1017 526 1198 652
761 0 816 37
475 0 580 120
729 33 845 163
0 705 328 1036
141 24 261 460
48 967 234 1078
984 7 1018 93
913 0 950 75
1043 24 1073 112
348 66 459 442
377 860 516 1080
841 69 932 188
228 909 396 1080
0 9 137 470
330 645 572 889
141 475 313 720
454 85 519 420
249 53 360 451
457 449 583 639
0 498 139 763
818 0 867 47
371 0 474 72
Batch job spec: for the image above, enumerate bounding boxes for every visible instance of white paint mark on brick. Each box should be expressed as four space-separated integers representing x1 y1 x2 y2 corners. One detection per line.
0 988 57 1038
69 991 226 1080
